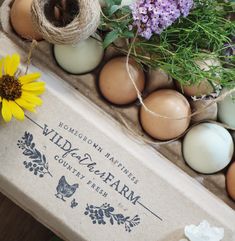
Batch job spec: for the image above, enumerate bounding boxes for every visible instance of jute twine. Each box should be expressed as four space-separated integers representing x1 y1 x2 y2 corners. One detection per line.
126 33 235 121
31 0 101 45
117 110 235 146
121 34 235 145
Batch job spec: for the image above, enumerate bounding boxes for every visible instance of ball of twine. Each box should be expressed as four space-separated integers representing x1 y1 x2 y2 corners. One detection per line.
31 0 101 45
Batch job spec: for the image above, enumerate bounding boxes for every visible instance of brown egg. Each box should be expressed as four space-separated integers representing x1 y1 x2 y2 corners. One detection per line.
140 90 191 140
99 57 145 105
226 162 235 201
10 0 42 40
179 80 214 97
177 59 221 97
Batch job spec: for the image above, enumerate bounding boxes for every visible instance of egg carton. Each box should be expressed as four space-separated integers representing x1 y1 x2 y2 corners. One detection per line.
1 0 235 211
0 34 235 241
1 0 234 211
0 1 234 241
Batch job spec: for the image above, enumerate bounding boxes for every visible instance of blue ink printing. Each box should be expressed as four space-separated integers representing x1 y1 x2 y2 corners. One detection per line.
85 203 140 232
71 198 78 208
17 132 52 177
55 176 79 202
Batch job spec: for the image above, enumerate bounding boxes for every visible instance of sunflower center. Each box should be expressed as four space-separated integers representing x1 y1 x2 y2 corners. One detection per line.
0 75 22 101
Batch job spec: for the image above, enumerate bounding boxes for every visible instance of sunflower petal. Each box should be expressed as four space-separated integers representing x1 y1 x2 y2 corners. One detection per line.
22 82 45 91
15 98 36 111
3 54 20 76
0 96 2 103
28 108 36 113
9 101 24 121
19 72 41 84
8 54 20 76
26 89 45 95
21 92 43 106
1 99 12 122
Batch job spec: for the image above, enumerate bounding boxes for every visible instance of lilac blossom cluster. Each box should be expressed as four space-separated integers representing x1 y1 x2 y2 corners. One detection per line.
130 0 194 39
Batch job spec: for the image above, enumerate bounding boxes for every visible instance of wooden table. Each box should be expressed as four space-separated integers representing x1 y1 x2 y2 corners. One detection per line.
0 192 54 241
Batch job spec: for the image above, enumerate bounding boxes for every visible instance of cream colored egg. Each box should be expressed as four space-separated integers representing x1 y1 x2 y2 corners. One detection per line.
183 123 234 174
54 34 104 74
218 88 235 128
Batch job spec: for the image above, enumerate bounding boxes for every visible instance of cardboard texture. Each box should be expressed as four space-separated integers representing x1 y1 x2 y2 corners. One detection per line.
0 1 234 241
0 40 234 241
1 0 234 211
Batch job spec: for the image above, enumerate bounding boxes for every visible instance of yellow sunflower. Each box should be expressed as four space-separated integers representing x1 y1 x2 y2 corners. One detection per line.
0 53 45 122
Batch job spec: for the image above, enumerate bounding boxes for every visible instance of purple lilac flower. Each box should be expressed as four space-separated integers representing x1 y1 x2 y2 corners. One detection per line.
130 0 194 39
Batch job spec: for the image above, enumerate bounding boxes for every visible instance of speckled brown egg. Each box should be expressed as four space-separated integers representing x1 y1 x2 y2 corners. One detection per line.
226 162 235 201
140 89 191 140
99 57 145 105
10 0 42 40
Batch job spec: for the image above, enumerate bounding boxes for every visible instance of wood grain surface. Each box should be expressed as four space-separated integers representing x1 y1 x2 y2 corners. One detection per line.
0 192 55 241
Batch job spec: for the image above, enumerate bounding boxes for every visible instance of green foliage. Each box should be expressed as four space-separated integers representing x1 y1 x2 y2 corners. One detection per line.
100 0 235 89
100 1 134 48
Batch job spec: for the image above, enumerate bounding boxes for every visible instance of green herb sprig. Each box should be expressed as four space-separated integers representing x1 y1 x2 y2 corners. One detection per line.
100 0 235 89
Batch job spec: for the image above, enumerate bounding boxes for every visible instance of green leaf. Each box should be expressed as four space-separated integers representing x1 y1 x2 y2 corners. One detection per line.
103 30 120 48
108 5 121 15
122 30 134 38
114 0 122 4
105 0 122 8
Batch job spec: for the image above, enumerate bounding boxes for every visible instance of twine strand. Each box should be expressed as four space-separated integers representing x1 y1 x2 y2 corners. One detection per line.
25 40 38 75
116 110 235 146
126 35 235 121
31 0 101 45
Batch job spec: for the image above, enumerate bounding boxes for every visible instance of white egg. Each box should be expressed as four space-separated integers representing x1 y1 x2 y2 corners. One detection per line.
54 34 104 74
183 123 234 174
218 88 235 128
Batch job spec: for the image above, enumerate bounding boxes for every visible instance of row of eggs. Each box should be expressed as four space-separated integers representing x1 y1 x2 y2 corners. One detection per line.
9 0 235 201
57 47 235 201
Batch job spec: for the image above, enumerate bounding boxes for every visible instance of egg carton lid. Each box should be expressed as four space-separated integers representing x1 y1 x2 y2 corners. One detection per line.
0 33 234 241
1 0 234 212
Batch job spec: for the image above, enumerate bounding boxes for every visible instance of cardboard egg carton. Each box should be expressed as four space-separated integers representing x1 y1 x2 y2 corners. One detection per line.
0 1 234 240
0 34 235 241
1 0 234 211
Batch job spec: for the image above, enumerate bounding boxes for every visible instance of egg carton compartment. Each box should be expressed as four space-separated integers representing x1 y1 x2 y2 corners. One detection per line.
0 0 234 212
